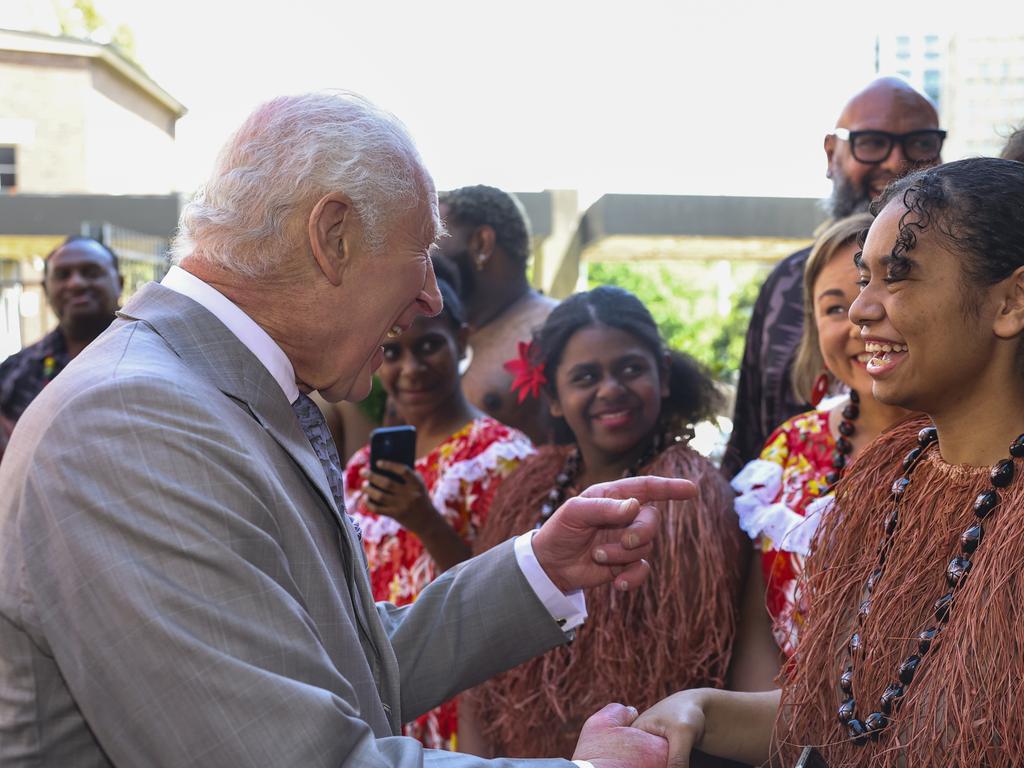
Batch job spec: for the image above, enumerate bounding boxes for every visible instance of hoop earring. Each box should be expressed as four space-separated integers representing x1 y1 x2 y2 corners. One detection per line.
458 344 473 376
810 371 830 407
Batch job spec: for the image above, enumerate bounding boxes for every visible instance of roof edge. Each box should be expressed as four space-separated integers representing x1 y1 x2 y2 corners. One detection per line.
0 27 187 118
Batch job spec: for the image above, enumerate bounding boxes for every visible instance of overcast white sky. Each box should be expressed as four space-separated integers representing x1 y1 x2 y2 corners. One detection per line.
48 0 1013 203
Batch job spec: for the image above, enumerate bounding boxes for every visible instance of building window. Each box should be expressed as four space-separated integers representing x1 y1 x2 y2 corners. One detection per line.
0 146 15 191
923 69 942 107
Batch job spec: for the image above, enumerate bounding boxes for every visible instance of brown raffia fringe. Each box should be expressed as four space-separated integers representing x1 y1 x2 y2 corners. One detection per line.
775 415 1024 766
467 443 747 759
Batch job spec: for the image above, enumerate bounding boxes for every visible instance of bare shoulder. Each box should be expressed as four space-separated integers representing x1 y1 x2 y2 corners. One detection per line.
470 293 558 354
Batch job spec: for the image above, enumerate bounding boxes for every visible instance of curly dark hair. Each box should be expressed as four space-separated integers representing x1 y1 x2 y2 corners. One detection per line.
439 185 531 264
530 285 721 440
868 157 1024 317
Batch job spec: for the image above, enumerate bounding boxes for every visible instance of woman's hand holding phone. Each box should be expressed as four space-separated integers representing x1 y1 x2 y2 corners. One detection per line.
361 462 473 571
362 461 437 535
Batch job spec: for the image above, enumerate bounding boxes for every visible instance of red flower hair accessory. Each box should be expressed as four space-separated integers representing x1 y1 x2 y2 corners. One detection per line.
504 340 548 403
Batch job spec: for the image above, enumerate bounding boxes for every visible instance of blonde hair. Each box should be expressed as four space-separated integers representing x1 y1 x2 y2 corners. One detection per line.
791 212 875 402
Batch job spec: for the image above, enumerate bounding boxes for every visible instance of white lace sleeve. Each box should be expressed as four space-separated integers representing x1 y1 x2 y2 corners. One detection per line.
429 434 536 518
730 459 828 556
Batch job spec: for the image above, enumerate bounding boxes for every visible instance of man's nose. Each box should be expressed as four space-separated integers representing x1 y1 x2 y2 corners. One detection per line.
882 140 910 175
418 258 443 317
66 269 87 288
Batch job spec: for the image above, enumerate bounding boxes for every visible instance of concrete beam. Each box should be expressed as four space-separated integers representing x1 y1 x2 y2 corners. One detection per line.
0 193 179 237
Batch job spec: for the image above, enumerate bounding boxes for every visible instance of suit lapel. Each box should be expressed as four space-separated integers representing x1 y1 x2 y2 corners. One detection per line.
117 284 344 535
119 282 400 728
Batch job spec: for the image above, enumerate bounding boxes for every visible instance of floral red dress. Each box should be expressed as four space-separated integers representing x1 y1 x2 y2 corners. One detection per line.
343 417 534 750
731 408 837 657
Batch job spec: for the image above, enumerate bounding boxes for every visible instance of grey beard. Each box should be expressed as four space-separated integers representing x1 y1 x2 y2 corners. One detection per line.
824 174 871 220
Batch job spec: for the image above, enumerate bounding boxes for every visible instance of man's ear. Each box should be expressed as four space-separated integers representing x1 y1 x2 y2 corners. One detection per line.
308 192 355 286
992 266 1024 340
471 224 497 259
824 133 837 180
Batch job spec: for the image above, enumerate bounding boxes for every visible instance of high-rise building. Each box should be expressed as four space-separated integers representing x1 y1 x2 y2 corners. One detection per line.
876 32 1024 160
943 34 1024 159
877 33 946 112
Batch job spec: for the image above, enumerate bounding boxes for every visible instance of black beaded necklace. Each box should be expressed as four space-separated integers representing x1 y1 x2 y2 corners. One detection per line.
825 390 860 490
537 432 667 527
837 426 1024 746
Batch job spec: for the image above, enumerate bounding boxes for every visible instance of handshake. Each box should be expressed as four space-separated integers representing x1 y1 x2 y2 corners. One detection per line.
569 703 670 768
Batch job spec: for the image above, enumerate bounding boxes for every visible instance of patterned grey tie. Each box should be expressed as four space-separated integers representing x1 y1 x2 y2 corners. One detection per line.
290 393 362 541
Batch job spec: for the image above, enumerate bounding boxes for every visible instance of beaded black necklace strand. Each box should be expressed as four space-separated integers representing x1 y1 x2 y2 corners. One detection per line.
825 390 860 490
537 432 667 527
837 426 1024 746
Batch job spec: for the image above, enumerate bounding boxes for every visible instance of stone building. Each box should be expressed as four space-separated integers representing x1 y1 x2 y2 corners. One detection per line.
0 27 185 358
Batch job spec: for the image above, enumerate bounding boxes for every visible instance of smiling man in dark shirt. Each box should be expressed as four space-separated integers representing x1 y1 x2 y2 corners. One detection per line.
0 236 122 455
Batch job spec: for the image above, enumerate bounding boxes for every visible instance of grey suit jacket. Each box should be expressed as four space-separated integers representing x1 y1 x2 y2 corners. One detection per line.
0 283 571 767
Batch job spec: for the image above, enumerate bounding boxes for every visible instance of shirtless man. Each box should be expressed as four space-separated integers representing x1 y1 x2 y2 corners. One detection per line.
436 185 557 445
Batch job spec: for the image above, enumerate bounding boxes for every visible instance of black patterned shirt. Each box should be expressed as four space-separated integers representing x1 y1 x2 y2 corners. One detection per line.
722 246 813 478
0 329 71 425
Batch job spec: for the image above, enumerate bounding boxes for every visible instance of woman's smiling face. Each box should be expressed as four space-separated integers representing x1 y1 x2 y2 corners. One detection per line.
378 313 464 424
813 242 873 395
849 201 997 415
549 323 668 463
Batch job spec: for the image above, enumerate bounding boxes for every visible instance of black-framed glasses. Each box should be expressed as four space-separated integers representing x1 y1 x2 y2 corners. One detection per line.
833 128 947 164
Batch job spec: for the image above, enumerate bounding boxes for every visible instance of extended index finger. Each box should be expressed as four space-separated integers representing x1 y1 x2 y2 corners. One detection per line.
579 476 697 504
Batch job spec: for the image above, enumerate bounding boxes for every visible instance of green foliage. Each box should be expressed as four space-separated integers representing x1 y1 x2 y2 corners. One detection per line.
587 260 766 384
56 0 139 64
355 375 387 425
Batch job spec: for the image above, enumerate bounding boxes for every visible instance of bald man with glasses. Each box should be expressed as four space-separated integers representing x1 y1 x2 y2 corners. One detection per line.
723 77 943 478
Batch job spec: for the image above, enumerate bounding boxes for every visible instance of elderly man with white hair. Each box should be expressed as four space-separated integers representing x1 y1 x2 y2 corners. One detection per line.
0 92 684 768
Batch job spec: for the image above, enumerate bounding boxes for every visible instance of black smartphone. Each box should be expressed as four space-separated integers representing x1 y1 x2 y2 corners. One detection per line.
369 426 417 483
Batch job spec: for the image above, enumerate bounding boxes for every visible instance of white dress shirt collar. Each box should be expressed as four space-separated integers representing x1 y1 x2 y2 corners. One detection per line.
161 265 300 404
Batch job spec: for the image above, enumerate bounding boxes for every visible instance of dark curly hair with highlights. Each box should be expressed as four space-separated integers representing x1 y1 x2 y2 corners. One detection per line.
531 285 721 441
868 157 1024 316
439 185 532 264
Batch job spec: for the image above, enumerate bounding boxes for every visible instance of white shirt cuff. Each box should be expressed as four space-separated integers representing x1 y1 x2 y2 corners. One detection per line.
513 530 588 632
573 761 595 768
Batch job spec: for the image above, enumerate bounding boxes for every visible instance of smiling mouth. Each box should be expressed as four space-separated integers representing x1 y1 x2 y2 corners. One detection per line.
864 341 908 375
591 409 635 428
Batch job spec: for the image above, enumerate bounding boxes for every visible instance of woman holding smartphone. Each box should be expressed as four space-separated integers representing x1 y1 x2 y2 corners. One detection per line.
636 158 1024 767
343 277 533 750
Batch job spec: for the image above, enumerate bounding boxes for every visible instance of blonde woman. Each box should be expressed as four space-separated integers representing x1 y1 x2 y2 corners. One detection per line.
729 213 910 690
